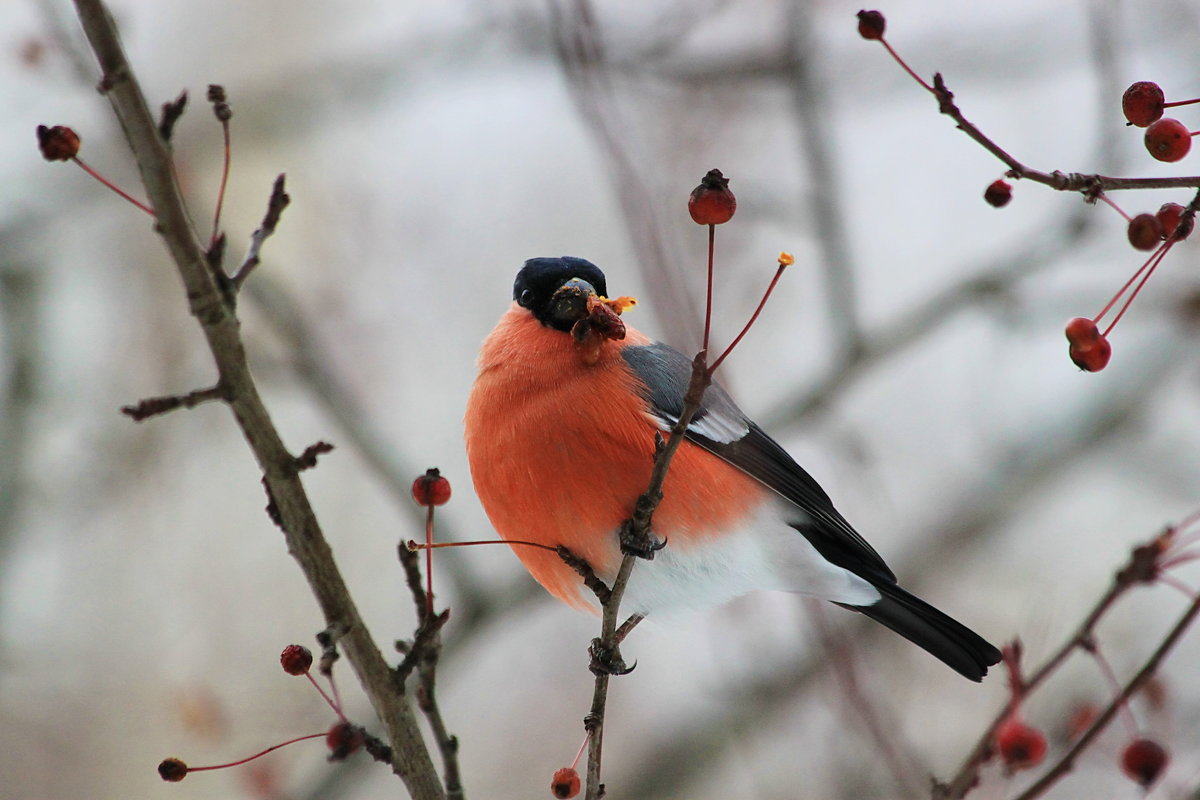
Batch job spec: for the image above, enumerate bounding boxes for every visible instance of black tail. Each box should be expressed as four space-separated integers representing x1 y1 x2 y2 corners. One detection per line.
840 582 1001 682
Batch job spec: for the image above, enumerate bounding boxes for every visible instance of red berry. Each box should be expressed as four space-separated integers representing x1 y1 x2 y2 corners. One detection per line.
688 169 736 225
995 717 1048 770
1157 202 1191 240
856 10 886 40
411 468 451 507
1065 318 1112 372
326 722 365 760
1069 336 1112 372
984 179 1012 208
1145 118 1192 162
280 644 313 675
158 757 189 782
550 767 581 799
1065 317 1101 346
36 124 80 161
1122 81 1165 127
1121 738 1168 788
1127 213 1164 250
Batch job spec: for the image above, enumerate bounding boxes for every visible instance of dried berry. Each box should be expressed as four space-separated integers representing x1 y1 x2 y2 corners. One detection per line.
1145 118 1192 162
411 468 451 507
550 767 582 798
1127 213 1164 251
984 179 1012 208
158 757 189 782
995 717 1048 770
1121 738 1168 788
37 124 80 161
856 10 886 40
1122 81 1165 127
326 722 365 760
280 644 313 675
688 168 736 225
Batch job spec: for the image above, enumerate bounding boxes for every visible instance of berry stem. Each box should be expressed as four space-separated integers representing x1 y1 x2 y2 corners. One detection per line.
1088 646 1141 738
186 732 327 772
1157 572 1199 601
1097 194 1132 222
1100 244 1172 337
210 118 231 248
407 537 559 552
571 731 591 770
702 223 715 354
879 38 933 93
305 672 348 722
425 505 435 619
708 258 789 376
72 157 155 216
1092 243 1169 327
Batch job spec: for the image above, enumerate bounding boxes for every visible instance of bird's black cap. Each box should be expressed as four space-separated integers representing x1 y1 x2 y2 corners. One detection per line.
513 257 609 331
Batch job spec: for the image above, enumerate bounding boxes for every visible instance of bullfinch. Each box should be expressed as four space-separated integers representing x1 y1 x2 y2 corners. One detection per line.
465 256 1001 681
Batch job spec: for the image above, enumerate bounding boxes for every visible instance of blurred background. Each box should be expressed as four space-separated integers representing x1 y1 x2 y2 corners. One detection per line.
3 0 1200 798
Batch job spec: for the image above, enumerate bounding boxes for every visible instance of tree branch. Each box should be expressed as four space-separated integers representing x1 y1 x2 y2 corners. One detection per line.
70 2 443 796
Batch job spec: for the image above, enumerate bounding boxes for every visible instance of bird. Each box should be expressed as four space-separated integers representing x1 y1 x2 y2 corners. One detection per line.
464 256 1002 681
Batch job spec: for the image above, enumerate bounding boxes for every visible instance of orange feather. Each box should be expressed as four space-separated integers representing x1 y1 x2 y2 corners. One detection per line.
465 305 768 610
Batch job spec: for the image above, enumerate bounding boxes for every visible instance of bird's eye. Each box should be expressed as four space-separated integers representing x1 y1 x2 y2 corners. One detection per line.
519 288 534 306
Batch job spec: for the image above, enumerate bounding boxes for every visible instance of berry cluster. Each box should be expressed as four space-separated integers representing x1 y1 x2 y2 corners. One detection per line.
855 11 1200 374
1122 81 1200 162
991 641 1172 790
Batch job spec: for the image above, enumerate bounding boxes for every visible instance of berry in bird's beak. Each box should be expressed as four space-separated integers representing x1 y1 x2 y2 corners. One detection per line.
548 278 598 327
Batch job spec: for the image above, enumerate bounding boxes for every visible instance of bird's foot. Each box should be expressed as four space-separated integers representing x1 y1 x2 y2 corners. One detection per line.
618 520 667 560
589 637 636 676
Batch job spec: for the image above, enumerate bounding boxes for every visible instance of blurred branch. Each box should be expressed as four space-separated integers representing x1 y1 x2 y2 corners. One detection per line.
0 241 39 567
69 1 444 796
548 0 703 346
763 203 1093 430
809 601 926 796
785 7 863 359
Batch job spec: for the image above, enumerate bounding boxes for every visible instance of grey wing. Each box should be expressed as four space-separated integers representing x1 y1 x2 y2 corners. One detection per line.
620 341 896 584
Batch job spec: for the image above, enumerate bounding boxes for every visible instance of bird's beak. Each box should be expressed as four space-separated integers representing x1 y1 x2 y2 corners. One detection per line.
547 277 597 328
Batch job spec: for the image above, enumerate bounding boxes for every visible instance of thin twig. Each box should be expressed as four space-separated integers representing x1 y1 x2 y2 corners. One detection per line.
929 73 1200 193
120 384 225 421
232 173 290 288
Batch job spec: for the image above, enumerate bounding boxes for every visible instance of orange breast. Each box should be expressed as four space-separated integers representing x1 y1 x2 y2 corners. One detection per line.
464 306 768 609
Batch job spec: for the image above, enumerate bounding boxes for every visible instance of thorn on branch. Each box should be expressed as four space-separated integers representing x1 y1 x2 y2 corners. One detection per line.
232 174 290 288
158 90 188 142
932 72 955 115
316 623 349 677
120 384 225 421
362 732 393 765
262 477 283 529
294 441 335 472
206 84 232 122
393 608 450 685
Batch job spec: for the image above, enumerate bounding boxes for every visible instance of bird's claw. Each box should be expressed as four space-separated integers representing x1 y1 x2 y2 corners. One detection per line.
619 521 667 560
589 637 636 676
